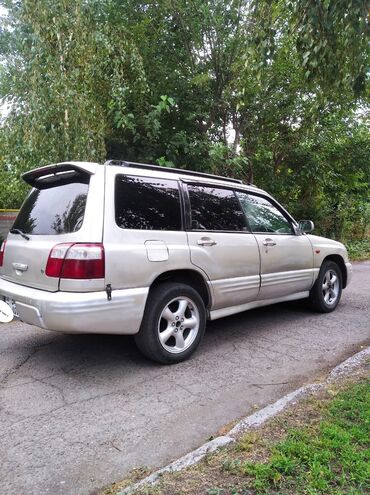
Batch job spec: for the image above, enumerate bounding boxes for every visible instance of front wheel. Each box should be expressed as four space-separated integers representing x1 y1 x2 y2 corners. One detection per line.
135 282 206 364
309 260 343 313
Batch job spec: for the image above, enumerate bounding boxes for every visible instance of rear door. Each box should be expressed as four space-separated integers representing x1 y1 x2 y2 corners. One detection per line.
185 183 261 310
236 192 314 300
103 172 189 290
0 163 104 292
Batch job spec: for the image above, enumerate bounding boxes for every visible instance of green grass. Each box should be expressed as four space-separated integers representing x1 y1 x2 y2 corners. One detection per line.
346 239 370 261
223 380 370 494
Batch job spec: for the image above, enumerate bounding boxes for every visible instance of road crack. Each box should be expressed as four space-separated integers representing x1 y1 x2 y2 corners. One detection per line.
0 341 53 387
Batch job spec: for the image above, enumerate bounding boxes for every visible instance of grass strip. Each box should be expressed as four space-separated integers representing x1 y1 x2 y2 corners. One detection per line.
220 379 369 494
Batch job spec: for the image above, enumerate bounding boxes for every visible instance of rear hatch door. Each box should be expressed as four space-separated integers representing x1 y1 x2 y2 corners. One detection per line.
1 162 103 292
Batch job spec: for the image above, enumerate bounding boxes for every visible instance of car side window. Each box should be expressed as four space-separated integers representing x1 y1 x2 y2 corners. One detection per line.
188 185 248 232
115 175 182 230
236 192 293 234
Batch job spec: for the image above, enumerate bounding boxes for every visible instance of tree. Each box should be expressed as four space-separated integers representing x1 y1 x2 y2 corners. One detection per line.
0 0 149 204
0 0 368 242
249 0 369 96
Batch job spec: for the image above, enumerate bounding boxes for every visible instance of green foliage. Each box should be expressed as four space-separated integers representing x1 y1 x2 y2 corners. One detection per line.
251 111 370 240
250 0 369 96
346 239 370 261
0 0 171 204
0 0 368 241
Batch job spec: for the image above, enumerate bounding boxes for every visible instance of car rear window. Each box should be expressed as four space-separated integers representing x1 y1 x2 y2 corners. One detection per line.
13 175 89 235
115 175 182 230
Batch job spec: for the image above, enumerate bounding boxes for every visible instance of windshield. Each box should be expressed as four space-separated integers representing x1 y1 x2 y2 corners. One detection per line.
12 175 90 235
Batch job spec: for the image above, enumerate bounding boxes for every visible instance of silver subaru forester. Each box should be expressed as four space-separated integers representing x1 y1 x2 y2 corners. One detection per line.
0 160 352 363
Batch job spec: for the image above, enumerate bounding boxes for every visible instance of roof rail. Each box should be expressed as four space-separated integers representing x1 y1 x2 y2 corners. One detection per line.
104 160 244 184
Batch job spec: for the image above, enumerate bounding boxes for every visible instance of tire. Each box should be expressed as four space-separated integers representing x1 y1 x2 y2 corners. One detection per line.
135 282 206 364
309 260 343 313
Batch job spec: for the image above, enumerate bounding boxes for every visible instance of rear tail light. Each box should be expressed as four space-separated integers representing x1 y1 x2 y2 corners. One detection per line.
45 243 71 277
0 240 6 267
46 243 105 279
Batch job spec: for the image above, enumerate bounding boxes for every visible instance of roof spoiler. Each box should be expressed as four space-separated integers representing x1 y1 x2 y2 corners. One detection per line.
22 162 98 187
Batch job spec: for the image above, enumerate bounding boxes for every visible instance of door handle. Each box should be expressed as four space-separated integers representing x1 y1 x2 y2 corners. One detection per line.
262 238 276 247
197 238 217 247
12 262 28 272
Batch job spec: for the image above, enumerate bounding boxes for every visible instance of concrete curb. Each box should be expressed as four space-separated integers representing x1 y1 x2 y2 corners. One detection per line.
228 383 322 437
327 346 370 382
118 436 234 494
118 346 370 495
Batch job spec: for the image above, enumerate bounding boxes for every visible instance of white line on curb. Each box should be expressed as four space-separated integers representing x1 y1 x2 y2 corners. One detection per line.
327 346 370 382
228 383 322 437
119 436 233 495
117 346 370 495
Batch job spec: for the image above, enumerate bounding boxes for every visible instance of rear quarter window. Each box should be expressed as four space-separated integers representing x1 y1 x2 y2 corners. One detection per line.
115 175 182 231
13 175 89 235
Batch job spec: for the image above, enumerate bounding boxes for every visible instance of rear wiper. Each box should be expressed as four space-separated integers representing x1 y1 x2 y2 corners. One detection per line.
10 228 30 241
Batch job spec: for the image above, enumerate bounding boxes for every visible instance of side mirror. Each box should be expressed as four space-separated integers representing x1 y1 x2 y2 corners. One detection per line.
298 220 314 233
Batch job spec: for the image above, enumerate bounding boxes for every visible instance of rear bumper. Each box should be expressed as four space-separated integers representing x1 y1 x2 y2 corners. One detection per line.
0 277 148 334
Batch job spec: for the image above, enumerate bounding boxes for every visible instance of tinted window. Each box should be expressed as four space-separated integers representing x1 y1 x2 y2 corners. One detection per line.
115 175 182 230
188 185 247 231
237 192 293 234
13 176 89 235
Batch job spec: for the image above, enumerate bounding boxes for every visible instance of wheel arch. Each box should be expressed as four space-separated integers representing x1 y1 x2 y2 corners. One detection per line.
322 254 348 288
150 269 211 309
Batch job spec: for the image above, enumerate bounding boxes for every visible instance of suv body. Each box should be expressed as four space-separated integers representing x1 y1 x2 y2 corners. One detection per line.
0 161 352 363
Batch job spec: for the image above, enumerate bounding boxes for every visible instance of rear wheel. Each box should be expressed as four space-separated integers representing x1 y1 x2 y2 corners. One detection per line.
135 282 206 364
309 260 342 313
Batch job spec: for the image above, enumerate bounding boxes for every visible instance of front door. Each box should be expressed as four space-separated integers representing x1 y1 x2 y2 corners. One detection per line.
185 183 261 310
236 192 314 300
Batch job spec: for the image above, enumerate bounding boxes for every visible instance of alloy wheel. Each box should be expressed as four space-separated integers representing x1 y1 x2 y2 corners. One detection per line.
322 269 340 305
157 297 200 354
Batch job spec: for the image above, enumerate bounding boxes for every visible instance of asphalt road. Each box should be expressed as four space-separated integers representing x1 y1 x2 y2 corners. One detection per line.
1 262 369 495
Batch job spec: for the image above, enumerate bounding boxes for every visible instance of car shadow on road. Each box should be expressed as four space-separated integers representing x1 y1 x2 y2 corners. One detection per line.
204 298 314 338
5 298 318 376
